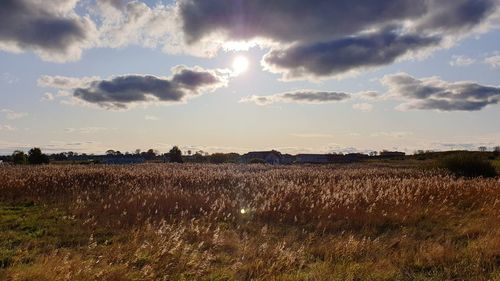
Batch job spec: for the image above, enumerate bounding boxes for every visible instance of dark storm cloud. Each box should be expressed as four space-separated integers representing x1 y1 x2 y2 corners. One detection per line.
179 0 497 43
179 0 425 44
178 0 498 78
262 29 440 79
41 67 228 109
416 0 497 32
382 73 500 111
241 90 350 106
0 0 92 61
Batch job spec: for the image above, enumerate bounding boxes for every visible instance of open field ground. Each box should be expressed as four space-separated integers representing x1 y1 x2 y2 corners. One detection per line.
0 164 499 280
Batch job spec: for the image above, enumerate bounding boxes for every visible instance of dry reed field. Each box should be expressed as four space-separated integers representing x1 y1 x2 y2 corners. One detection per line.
0 164 499 280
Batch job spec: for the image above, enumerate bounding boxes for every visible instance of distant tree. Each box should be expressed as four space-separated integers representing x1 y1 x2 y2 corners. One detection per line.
12 150 27 165
192 152 206 163
28 148 49 165
369 151 378 157
493 146 500 158
52 152 68 161
106 150 116 156
187 150 192 156
169 146 183 163
478 146 487 152
144 149 157 160
135 149 141 155
209 153 228 164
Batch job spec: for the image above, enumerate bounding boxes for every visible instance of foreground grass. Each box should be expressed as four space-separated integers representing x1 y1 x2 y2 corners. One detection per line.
0 164 499 280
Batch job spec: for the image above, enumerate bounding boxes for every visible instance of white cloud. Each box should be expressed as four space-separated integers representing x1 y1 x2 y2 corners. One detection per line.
1 109 28 120
0 124 15 131
290 133 335 138
145 115 159 121
449 55 476 66
65 127 108 134
37 75 99 89
42 92 55 101
371 131 414 138
352 103 374 112
484 54 500 68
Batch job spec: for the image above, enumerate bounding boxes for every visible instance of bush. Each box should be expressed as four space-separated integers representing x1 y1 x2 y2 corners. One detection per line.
209 153 228 164
249 158 266 164
439 153 497 178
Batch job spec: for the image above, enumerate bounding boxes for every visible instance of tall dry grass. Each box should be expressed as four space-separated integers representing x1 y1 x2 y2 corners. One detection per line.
0 164 499 280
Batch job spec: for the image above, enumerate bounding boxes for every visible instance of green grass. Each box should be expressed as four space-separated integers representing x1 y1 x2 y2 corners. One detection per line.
0 202 91 278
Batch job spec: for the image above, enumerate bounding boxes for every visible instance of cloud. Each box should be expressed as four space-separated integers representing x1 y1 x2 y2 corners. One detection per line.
381 73 500 111
357 91 382 100
39 66 229 109
484 54 500 68
262 29 440 79
1 109 28 120
65 127 108 134
179 0 499 78
449 55 476 66
371 131 414 138
145 115 159 121
180 0 423 44
352 103 374 112
0 124 15 131
42 93 55 101
0 0 96 62
240 90 350 106
37 75 99 89
290 133 335 139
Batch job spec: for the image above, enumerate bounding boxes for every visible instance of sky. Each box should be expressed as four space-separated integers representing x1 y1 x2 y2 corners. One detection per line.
1 0 500 155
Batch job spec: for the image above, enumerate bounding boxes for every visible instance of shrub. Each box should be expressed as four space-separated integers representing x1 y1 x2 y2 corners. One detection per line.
249 158 266 164
439 153 497 178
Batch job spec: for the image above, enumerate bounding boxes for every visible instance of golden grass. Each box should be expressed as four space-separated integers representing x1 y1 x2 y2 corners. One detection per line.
0 164 499 280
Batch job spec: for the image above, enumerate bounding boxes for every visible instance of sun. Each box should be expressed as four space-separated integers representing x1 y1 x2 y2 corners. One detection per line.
232 56 249 75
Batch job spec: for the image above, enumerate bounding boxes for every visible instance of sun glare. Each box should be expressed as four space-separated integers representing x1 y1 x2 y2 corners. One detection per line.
232 56 249 75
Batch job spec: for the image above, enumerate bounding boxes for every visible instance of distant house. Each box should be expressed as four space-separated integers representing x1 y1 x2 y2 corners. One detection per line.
243 150 282 165
296 154 330 164
102 156 145 165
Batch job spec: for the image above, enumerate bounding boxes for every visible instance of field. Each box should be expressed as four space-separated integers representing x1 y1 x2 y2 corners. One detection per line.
0 164 499 280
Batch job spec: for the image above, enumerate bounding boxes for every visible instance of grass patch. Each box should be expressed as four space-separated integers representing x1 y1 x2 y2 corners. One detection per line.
0 203 91 278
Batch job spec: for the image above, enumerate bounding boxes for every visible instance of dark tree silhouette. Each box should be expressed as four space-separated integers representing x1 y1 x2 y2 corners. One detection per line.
169 146 183 163
144 149 157 160
28 148 49 165
12 150 27 165
209 153 227 164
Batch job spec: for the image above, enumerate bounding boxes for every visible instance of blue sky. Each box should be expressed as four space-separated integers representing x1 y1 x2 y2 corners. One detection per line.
1 0 499 154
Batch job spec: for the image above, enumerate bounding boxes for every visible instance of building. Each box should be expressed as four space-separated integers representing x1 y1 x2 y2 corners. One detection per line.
243 150 282 165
